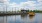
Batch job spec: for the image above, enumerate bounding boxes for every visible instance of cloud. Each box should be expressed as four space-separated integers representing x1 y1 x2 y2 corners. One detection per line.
0 0 3 3
7 0 42 11
19 0 42 10
0 0 42 11
0 0 10 11
19 1 37 10
38 0 42 2
36 0 42 10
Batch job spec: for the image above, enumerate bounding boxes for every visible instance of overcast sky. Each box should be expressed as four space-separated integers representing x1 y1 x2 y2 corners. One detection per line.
0 0 42 11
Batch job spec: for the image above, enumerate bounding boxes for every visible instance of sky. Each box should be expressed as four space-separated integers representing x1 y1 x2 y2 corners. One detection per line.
0 0 42 11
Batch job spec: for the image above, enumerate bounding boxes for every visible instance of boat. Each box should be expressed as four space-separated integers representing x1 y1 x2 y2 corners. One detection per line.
29 12 35 15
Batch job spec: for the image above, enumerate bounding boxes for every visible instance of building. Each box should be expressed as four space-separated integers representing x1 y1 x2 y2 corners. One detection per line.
21 10 28 13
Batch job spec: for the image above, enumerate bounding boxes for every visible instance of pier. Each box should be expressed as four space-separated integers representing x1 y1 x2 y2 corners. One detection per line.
0 10 29 16
0 12 28 16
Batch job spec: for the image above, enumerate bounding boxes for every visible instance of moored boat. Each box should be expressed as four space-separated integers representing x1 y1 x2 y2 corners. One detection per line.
29 12 35 15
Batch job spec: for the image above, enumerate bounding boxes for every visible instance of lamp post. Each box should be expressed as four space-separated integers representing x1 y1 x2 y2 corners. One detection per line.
3 2 4 23
6 4 7 23
15 7 16 23
6 5 7 13
12 7 13 14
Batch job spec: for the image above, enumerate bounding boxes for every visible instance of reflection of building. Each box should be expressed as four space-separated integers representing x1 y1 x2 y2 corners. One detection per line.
21 15 27 19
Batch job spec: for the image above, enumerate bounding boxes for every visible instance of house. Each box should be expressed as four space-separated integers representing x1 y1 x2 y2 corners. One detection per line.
21 10 28 13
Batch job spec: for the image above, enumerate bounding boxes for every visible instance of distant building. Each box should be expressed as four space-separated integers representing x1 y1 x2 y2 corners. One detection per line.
21 10 28 13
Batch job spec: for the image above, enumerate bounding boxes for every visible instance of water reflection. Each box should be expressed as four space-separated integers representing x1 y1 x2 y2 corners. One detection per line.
0 13 42 23
21 15 28 23
21 14 27 18
29 15 35 20
21 14 35 23
0 16 4 23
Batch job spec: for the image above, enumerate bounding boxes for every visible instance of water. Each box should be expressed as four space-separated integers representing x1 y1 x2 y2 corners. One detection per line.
0 13 42 23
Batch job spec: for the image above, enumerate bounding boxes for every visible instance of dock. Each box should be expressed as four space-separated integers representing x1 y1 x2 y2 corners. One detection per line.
0 12 28 16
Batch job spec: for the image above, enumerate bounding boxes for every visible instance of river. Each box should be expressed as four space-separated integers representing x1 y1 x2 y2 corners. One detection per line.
0 13 42 23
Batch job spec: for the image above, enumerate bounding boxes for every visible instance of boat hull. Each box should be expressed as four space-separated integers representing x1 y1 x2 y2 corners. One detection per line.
29 12 35 15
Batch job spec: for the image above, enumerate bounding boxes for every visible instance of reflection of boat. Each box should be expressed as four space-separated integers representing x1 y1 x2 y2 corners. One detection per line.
29 12 35 15
29 15 35 20
29 15 34 19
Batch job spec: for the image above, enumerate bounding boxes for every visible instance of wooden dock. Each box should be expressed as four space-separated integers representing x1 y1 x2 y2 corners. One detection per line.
0 12 28 16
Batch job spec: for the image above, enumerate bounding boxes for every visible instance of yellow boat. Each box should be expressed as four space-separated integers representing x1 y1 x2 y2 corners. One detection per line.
29 12 35 15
